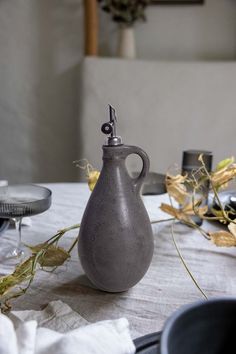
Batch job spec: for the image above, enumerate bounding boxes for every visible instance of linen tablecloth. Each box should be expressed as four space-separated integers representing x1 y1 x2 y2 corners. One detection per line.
0 183 235 339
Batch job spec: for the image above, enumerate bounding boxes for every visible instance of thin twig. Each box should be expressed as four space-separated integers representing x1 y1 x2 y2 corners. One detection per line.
67 235 80 254
151 218 175 224
171 221 208 300
168 194 210 240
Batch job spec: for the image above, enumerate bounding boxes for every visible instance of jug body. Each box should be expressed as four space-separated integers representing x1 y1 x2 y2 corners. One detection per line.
78 145 154 292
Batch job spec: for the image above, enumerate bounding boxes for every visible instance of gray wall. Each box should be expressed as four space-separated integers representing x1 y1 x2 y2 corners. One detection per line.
0 0 83 183
79 58 236 175
100 0 236 60
0 0 235 183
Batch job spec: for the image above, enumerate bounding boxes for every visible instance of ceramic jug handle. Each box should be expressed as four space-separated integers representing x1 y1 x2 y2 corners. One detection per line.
125 146 150 192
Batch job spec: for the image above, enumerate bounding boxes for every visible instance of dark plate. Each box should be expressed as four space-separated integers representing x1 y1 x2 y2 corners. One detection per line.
134 331 161 353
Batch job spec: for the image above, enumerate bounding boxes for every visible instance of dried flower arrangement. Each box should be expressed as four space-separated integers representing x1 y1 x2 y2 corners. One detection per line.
1 156 236 311
97 0 150 25
161 155 236 247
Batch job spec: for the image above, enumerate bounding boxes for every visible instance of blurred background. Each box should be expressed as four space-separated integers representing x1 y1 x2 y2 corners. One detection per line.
0 0 236 183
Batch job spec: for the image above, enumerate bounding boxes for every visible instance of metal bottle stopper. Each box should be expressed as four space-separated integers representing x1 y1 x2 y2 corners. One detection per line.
101 105 122 146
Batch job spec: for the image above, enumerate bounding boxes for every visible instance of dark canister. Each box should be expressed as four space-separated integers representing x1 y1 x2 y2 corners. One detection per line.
182 150 212 175
78 106 154 292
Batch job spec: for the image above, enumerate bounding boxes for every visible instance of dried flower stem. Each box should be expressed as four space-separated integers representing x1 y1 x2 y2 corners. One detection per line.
151 218 175 224
67 235 80 254
199 156 236 225
168 193 210 240
0 223 81 312
171 221 208 300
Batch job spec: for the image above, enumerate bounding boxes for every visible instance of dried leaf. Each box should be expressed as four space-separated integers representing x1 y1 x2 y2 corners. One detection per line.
0 275 19 297
38 246 70 267
209 230 236 247
0 224 80 311
195 205 208 218
182 200 207 217
182 202 195 215
228 222 236 237
27 243 47 254
215 157 234 172
27 243 70 267
13 257 35 279
73 159 100 191
166 174 189 205
166 185 189 205
211 164 236 189
160 203 192 223
166 174 187 184
0 256 35 297
88 170 100 191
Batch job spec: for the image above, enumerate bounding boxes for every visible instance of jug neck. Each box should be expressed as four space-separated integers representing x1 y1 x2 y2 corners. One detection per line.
102 145 130 161
101 144 150 194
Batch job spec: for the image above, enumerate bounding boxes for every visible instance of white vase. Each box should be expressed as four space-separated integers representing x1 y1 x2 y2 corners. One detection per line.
117 25 136 59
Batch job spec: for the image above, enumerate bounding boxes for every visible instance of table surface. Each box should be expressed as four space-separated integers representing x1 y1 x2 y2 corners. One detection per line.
0 183 235 339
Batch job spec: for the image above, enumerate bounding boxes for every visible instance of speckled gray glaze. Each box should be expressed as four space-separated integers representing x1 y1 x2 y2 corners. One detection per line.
78 145 154 292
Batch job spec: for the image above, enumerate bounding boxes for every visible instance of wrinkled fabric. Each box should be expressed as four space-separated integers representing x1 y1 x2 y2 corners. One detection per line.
0 312 135 354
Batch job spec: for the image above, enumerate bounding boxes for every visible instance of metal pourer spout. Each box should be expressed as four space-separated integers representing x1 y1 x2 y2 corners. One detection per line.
101 105 122 146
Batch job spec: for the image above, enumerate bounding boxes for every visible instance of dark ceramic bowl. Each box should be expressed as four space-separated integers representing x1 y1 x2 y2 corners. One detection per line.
161 297 236 354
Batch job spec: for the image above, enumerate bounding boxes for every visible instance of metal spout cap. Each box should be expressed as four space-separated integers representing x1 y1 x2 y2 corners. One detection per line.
101 105 123 146
105 136 122 146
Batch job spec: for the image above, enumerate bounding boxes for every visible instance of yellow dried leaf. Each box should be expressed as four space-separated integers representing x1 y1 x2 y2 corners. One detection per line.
13 257 35 279
0 275 18 297
182 202 196 215
0 256 35 297
167 185 189 205
166 174 187 184
27 243 47 254
182 200 207 216
209 230 236 247
160 203 192 223
28 243 70 267
88 170 100 191
165 174 189 205
195 205 208 218
215 157 234 172
228 222 236 237
211 165 236 189
38 246 70 267
73 159 100 192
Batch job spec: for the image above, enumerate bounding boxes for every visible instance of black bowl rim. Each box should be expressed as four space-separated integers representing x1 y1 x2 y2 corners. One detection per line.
134 331 161 352
160 297 236 354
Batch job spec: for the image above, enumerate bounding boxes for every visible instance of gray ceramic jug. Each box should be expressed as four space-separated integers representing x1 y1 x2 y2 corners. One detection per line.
78 106 154 292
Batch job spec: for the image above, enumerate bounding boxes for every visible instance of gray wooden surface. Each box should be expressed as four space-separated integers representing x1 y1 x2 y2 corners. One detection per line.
0 183 235 339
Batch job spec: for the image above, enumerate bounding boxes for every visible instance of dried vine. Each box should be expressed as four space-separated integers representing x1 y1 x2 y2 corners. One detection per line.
1 156 236 311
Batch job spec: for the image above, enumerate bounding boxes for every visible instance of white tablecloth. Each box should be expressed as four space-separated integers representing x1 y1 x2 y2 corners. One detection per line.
0 183 235 339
